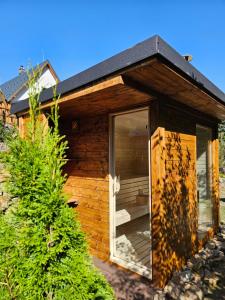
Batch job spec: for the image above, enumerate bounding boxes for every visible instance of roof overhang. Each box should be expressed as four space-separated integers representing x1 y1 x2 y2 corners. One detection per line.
18 76 154 118
124 58 225 120
11 35 225 120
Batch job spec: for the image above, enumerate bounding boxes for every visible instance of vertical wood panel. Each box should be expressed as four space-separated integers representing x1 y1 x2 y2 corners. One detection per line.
151 125 167 287
151 100 220 288
18 116 25 137
151 102 198 288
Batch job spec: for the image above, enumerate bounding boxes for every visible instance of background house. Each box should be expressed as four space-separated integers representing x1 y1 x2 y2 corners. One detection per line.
0 60 58 125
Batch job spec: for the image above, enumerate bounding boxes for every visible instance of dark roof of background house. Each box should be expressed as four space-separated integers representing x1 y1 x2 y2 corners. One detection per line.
0 60 50 102
11 35 225 114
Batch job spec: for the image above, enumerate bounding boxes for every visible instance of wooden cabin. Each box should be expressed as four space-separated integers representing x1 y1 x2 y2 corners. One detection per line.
11 35 225 288
0 90 14 125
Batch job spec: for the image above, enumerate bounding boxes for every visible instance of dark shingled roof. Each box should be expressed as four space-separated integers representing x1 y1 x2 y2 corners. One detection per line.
0 60 49 102
11 35 225 114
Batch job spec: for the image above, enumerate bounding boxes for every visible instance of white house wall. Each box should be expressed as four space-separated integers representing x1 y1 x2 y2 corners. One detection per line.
13 66 57 102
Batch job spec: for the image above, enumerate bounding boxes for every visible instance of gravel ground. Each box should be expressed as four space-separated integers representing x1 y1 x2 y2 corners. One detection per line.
94 257 157 300
94 175 225 300
95 226 225 300
162 225 225 300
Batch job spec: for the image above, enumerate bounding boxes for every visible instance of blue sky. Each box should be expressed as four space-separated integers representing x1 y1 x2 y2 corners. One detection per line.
0 0 225 91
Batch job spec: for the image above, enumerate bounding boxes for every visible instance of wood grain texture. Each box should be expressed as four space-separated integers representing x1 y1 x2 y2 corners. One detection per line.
0 101 17 125
62 114 110 260
126 60 225 120
18 113 48 138
16 93 220 288
35 76 154 119
152 102 195 287
151 100 219 288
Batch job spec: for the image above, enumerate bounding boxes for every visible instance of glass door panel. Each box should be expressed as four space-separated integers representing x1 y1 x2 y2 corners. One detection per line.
113 109 151 276
196 125 213 234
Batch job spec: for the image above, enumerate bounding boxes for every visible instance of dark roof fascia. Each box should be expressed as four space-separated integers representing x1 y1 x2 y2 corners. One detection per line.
11 35 225 115
45 60 60 82
11 35 159 114
156 37 225 104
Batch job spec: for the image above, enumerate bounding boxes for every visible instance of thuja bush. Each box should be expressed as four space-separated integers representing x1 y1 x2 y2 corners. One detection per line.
0 210 20 299
0 70 114 299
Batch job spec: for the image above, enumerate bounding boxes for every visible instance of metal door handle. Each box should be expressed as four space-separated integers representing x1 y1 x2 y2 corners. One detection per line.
114 175 120 194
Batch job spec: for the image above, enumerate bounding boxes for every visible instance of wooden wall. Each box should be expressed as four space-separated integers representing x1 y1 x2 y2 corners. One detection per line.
17 112 110 260
0 101 17 126
151 99 219 287
16 97 220 288
18 113 48 138
61 115 110 260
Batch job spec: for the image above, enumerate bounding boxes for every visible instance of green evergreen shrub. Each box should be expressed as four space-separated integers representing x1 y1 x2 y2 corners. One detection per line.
0 69 115 299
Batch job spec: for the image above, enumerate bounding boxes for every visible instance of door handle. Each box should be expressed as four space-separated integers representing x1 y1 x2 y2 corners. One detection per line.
114 175 120 194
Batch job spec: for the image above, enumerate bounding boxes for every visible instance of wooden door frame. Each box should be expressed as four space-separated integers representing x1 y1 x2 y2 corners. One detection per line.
108 106 152 279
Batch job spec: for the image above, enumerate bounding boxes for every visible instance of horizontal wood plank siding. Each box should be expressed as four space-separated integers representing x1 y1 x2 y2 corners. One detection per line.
16 95 220 288
62 115 110 260
0 102 17 125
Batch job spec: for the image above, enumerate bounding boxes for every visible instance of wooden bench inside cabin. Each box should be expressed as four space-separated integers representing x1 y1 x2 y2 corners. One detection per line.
116 176 150 226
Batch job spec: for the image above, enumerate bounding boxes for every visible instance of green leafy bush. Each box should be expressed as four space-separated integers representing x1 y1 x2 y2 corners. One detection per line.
0 70 114 299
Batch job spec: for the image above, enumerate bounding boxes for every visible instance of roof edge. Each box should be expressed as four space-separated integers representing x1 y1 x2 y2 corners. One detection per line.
156 36 225 103
10 35 225 115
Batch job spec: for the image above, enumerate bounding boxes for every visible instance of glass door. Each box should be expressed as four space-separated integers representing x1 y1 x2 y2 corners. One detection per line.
196 125 213 235
112 109 151 277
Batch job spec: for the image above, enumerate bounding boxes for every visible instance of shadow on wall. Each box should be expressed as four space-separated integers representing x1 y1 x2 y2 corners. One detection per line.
151 130 198 287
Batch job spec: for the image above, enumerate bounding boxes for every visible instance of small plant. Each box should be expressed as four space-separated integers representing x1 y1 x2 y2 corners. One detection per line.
0 68 114 299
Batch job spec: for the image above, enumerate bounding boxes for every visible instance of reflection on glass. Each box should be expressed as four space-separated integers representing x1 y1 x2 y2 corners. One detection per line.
196 125 213 234
113 110 150 277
